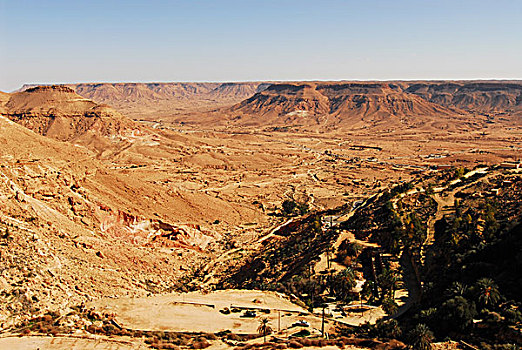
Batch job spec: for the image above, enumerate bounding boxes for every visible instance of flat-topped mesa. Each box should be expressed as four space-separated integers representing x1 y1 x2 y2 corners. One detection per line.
233 83 331 117
405 81 522 114
24 85 77 94
228 82 464 129
315 82 455 116
3 84 138 142
317 82 402 94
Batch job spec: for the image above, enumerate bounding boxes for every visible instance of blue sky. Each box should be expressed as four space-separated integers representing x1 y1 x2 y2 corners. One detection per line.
1 0 521 91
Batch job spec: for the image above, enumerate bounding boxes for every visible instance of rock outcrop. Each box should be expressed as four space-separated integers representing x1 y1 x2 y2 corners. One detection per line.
3 85 138 142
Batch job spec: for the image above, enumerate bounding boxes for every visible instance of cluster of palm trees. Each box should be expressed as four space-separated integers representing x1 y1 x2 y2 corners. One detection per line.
405 278 503 349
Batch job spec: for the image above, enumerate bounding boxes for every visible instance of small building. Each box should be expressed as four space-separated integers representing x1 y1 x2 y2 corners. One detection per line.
500 161 521 169
436 164 453 170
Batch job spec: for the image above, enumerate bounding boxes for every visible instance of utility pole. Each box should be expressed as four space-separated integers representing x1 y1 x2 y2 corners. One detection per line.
326 246 330 269
359 292 363 316
321 305 326 337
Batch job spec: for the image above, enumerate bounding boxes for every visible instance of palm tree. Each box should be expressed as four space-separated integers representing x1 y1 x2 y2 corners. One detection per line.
475 278 501 307
377 268 399 300
382 295 399 316
446 281 468 297
257 317 273 343
409 323 434 350
361 279 376 303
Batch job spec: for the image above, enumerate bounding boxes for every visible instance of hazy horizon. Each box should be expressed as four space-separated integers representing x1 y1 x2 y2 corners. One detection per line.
1 0 521 92
11 77 522 90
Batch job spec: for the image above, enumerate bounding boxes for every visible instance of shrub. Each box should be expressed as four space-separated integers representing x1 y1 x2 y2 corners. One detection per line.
298 338 311 346
192 339 211 349
160 344 179 350
288 341 303 349
292 329 310 338
226 333 241 341
205 333 217 340
503 308 522 324
310 339 322 346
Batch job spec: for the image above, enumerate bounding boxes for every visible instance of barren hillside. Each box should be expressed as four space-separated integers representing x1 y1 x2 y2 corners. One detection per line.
0 114 216 326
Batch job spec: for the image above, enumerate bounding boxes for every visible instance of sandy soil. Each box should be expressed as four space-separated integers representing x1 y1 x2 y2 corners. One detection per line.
0 335 144 350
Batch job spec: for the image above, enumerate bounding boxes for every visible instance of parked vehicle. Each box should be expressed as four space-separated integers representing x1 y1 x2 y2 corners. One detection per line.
240 310 256 318
292 320 310 327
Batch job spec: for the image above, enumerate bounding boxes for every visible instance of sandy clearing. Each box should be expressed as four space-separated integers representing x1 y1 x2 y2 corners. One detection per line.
89 289 323 334
0 335 143 350
89 288 393 334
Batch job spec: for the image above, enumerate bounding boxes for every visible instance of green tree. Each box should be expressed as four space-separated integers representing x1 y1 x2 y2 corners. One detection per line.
331 268 356 302
377 268 400 300
425 183 434 195
1 228 9 240
454 167 465 179
482 204 499 239
382 295 399 316
361 279 377 304
404 212 426 246
336 240 361 266
409 323 434 350
373 318 402 339
440 296 477 331
297 202 309 215
257 317 273 343
282 200 297 215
